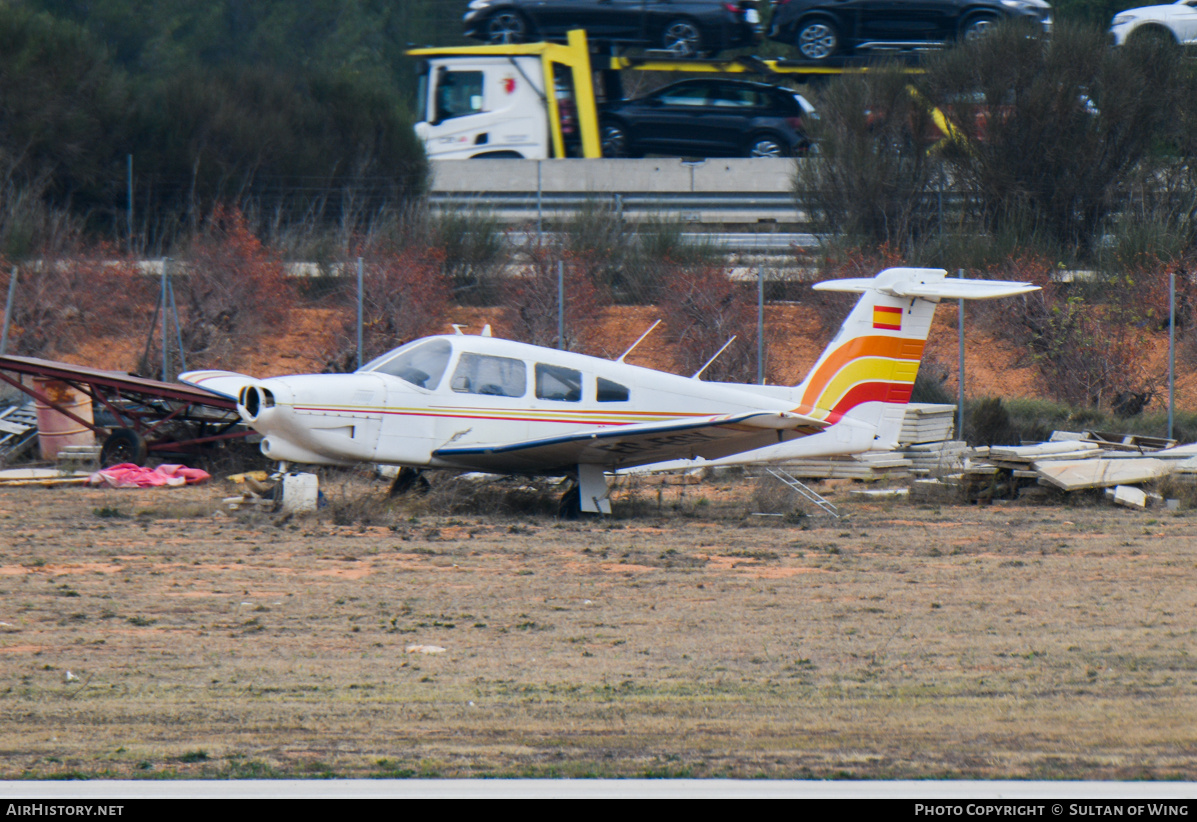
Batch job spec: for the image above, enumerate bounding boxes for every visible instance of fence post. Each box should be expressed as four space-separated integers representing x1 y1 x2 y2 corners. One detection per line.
757 264 765 385
0 266 17 356
168 276 186 374
557 260 565 350
958 268 965 441
357 257 364 371
1169 270 1175 441
127 154 134 254
161 262 169 382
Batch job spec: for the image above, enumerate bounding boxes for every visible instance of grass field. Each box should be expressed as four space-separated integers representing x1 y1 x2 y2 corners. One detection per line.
2 471 1196 780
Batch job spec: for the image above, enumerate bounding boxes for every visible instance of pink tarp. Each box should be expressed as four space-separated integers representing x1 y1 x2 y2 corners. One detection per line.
87 463 211 488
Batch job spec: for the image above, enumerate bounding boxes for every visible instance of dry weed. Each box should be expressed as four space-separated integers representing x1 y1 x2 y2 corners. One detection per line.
2 479 1195 780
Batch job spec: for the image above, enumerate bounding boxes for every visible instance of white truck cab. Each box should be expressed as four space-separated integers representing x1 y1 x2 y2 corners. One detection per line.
415 56 553 159
411 31 601 160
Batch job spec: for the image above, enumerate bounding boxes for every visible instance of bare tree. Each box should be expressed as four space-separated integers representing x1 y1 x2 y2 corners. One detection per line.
657 265 765 384
922 21 1186 255
794 66 940 248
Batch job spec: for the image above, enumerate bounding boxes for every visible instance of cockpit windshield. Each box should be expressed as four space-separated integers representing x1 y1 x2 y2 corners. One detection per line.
360 339 453 390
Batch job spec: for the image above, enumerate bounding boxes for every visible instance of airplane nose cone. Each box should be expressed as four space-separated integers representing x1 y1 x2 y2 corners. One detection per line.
238 381 289 423
238 385 267 421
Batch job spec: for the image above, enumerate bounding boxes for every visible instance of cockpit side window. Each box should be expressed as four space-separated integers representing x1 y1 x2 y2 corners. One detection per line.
597 377 630 402
365 339 452 390
434 69 483 123
450 353 527 398
535 363 582 402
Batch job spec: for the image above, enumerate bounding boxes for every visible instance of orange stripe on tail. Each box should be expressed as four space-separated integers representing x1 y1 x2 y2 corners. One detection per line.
799 336 924 409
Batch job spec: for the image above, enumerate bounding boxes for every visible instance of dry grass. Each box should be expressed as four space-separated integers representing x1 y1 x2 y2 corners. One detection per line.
1 474 1196 780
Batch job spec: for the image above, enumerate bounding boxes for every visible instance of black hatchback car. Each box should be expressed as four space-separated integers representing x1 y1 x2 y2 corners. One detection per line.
768 0 1052 63
598 78 815 158
463 0 763 57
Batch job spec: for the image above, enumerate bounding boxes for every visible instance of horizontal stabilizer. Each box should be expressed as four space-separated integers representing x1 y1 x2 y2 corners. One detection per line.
179 370 258 401
813 267 1039 300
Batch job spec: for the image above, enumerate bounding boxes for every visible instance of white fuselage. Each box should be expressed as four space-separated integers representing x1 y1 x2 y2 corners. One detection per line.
239 335 853 471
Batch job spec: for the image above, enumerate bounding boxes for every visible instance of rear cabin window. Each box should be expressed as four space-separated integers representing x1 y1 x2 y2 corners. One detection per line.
450 353 527 398
535 364 582 402
597 378 630 402
364 339 452 390
657 85 709 107
711 85 768 108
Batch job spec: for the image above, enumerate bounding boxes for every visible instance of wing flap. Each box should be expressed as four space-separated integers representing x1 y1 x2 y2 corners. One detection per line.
432 410 826 472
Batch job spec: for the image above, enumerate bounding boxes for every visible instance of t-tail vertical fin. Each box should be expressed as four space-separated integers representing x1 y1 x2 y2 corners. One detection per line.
793 268 1038 450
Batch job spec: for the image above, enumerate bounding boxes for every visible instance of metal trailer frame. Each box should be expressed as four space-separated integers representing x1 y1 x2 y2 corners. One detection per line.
0 354 248 465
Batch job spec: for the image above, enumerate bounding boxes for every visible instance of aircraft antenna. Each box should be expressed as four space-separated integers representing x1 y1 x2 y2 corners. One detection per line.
691 336 737 380
451 324 467 335
616 319 661 363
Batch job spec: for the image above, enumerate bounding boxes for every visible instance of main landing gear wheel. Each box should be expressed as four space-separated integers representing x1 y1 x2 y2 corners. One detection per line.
557 482 582 519
389 467 431 497
100 427 148 467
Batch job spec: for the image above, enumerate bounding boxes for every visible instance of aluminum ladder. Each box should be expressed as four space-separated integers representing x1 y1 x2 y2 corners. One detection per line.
765 466 840 518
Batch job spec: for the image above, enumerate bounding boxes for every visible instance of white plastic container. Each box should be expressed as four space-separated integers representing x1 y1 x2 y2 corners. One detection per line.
280 472 319 513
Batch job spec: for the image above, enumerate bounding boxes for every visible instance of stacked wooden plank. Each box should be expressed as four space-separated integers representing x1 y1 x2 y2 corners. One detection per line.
1080 430 1176 453
56 444 101 468
959 463 1017 501
987 441 1103 468
776 450 913 481
0 402 38 464
1035 458 1171 491
1171 456 1197 482
778 404 961 481
0 467 90 486
897 440 973 475
894 421 1197 505
894 404 975 476
898 403 957 445
909 476 962 502
942 432 1197 502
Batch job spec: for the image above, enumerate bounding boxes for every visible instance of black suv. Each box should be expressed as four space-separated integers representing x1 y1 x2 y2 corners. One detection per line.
599 78 815 158
768 0 1052 63
464 0 763 57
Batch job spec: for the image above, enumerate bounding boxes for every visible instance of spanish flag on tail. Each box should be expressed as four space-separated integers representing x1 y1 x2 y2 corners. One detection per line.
872 305 902 330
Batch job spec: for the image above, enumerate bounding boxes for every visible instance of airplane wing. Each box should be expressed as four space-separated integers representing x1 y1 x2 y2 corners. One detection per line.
178 370 258 402
431 410 827 473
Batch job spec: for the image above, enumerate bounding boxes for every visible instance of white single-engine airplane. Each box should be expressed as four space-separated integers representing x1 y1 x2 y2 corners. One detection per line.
181 268 1036 513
